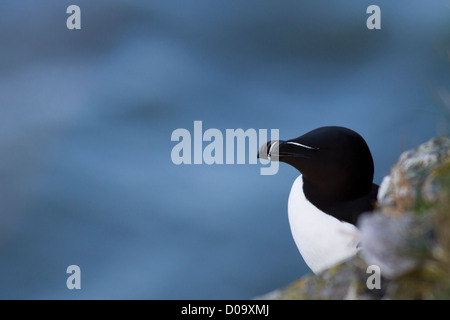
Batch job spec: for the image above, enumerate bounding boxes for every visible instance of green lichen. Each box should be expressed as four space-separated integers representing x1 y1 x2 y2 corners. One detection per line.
413 196 434 215
432 159 450 189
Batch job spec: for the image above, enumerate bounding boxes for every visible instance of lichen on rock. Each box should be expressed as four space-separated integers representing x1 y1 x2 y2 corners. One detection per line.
377 136 450 214
259 136 450 300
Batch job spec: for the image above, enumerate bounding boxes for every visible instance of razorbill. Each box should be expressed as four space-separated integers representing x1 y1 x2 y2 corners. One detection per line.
258 126 378 274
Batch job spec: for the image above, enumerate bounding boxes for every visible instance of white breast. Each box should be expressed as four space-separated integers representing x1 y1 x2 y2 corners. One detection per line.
288 175 360 274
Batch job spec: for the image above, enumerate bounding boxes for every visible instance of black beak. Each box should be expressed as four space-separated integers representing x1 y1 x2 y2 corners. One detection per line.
257 140 286 161
258 140 318 161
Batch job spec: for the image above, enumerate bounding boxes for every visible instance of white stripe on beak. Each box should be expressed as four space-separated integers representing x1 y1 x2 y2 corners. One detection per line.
285 141 316 150
267 140 280 160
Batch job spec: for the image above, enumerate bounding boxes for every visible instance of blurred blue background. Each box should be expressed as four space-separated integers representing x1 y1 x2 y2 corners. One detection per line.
0 1 448 299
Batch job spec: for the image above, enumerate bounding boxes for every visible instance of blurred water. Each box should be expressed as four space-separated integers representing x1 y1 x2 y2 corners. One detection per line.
0 1 448 299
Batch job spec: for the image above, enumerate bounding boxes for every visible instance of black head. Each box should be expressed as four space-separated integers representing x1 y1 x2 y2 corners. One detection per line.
258 126 375 201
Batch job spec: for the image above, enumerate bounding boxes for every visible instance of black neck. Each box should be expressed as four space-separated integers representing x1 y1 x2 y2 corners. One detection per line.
302 178 379 225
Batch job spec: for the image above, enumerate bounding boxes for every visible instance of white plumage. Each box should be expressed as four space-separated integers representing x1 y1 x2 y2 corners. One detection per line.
288 175 360 274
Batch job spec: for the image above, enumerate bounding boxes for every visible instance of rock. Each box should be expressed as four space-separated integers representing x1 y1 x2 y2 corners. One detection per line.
358 212 434 279
377 136 450 214
257 256 388 300
259 136 450 300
